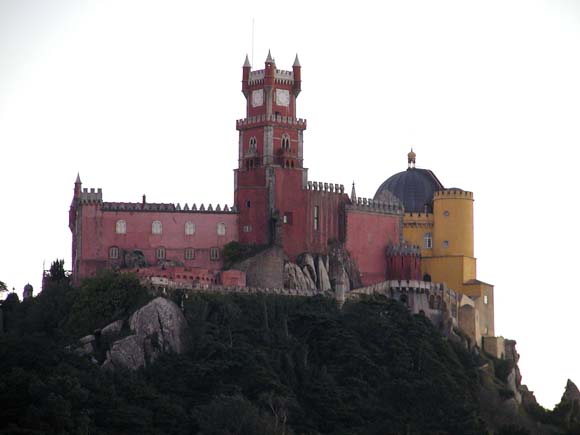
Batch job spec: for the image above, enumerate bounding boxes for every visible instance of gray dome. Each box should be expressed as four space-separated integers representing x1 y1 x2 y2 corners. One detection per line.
374 167 444 213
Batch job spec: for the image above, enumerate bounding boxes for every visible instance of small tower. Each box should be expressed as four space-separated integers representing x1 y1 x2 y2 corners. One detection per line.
22 283 33 300
408 148 416 169
351 182 357 202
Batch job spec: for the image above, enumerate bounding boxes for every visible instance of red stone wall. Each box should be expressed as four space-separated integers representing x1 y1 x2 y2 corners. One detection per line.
76 203 238 280
385 254 422 281
345 210 401 286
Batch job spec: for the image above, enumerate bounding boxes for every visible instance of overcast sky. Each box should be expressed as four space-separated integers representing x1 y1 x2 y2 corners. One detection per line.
1 0 579 409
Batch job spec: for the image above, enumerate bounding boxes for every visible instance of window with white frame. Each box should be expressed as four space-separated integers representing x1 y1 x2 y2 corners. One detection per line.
423 232 432 249
109 246 119 259
281 134 290 150
484 295 488 305
243 225 252 233
443 240 449 249
210 247 220 260
185 221 195 235
152 220 162 235
156 247 166 260
116 220 127 234
184 247 195 260
249 136 257 152
217 223 226 236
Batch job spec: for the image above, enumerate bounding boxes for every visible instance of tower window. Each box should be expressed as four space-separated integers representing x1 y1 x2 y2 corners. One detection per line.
283 212 293 225
109 246 119 259
243 225 252 233
281 134 290 150
443 240 449 248
443 210 450 217
313 206 319 231
217 223 226 236
156 247 166 260
184 248 195 260
423 232 432 249
152 220 162 235
115 220 127 234
484 295 488 305
185 221 195 235
249 136 257 151
210 247 220 260
246 200 251 208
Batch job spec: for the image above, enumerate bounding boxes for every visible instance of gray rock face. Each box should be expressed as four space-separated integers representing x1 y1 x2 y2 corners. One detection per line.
507 368 523 404
103 297 188 370
130 297 188 355
101 319 124 341
104 335 146 371
316 256 332 291
297 253 317 284
562 379 580 403
284 262 316 291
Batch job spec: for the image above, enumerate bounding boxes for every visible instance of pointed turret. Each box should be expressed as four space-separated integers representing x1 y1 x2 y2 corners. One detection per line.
242 54 252 96
243 54 251 68
266 49 274 64
293 53 302 96
351 182 357 202
74 173 82 198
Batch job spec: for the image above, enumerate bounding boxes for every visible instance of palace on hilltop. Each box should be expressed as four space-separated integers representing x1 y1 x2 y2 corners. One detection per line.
68 52 496 347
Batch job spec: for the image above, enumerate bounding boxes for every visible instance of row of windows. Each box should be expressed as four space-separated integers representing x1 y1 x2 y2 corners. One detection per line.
247 135 291 151
115 220 227 236
108 246 220 261
423 233 449 249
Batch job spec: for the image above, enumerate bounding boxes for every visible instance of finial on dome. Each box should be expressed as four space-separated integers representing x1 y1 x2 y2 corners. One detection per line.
407 148 416 169
243 54 251 68
293 54 301 67
266 49 274 64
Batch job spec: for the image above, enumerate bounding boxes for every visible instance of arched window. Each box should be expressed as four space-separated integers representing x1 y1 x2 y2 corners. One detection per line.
184 247 195 260
423 232 432 249
281 134 290 150
116 220 127 234
152 220 162 235
217 223 226 236
109 246 119 259
185 221 195 235
249 136 257 151
156 247 166 260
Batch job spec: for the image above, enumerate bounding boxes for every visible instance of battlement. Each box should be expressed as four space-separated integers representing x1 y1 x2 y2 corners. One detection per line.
101 202 237 213
305 181 345 194
346 197 404 215
248 68 294 85
434 189 473 200
79 188 103 203
386 244 421 256
236 114 307 129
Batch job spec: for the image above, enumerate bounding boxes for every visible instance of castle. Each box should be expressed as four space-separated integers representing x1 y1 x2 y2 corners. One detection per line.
69 52 495 348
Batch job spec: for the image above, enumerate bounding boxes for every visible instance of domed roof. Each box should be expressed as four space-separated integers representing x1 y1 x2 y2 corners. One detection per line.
374 151 444 213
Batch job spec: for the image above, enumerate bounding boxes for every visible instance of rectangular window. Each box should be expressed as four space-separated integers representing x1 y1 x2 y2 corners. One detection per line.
156 247 166 260
283 212 293 225
483 295 488 305
109 246 119 259
313 206 319 231
442 240 449 249
184 248 195 260
210 247 220 260
243 225 252 233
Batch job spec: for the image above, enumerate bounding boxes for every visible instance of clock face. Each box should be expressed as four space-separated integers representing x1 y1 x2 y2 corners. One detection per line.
251 89 264 107
276 89 290 107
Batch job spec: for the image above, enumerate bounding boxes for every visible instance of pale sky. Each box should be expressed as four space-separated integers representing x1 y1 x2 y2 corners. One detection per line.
1 0 579 409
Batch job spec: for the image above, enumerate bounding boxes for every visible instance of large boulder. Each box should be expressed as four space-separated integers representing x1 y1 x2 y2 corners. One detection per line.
103 297 188 370
297 253 317 284
316 256 332 292
284 262 316 291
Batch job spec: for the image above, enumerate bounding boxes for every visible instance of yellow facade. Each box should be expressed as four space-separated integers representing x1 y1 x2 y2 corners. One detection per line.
402 186 494 341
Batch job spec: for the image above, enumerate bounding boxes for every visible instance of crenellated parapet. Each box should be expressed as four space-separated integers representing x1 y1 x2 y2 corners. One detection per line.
305 181 345 194
433 189 473 200
79 188 103 204
248 68 295 86
101 202 237 213
386 244 421 257
346 197 404 215
236 114 307 129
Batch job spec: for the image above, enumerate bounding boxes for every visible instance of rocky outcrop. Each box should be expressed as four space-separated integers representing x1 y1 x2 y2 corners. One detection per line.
562 379 580 403
234 246 285 288
297 253 317 284
73 297 188 371
284 262 316 291
316 256 332 291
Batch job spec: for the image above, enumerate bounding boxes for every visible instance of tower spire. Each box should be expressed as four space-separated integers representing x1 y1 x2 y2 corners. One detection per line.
293 53 301 67
351 182 357 202
408 148 416 169
243 54 251 68
266 49 274 64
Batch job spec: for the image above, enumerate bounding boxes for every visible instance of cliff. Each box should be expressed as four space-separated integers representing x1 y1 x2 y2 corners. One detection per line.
0 272 574 434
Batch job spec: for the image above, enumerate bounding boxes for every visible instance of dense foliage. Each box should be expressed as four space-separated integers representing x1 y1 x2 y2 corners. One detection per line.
0 271 569 434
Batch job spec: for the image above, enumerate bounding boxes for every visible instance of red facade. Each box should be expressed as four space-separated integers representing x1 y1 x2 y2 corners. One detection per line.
70 53 421 287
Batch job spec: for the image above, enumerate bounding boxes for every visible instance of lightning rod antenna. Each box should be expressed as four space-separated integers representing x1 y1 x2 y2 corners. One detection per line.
251 18 255 66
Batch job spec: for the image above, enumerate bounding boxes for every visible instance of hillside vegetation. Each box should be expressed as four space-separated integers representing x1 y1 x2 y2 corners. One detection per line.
0 271 570 434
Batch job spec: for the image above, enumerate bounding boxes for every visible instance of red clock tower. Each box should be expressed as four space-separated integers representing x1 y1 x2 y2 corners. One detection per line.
235 51 307 248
